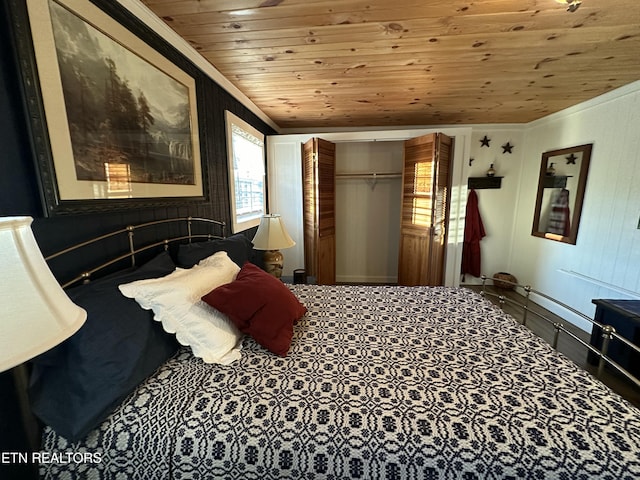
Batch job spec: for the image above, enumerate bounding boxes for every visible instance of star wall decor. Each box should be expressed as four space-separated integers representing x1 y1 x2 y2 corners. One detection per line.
566 153 577 164
562 0 582 13
502 142 514 154
480 135 491 147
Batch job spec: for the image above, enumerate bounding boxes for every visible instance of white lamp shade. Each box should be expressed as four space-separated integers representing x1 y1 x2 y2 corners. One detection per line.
252 214 295 250
0 217 86 372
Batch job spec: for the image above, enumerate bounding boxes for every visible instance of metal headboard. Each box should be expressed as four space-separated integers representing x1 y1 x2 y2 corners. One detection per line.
45 217 226 288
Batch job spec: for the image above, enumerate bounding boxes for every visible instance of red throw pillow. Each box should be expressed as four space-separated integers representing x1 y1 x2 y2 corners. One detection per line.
201 263 307 356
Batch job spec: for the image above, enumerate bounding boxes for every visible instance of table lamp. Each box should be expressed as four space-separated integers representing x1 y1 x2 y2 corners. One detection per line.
251 214 295 278
0 216 87 456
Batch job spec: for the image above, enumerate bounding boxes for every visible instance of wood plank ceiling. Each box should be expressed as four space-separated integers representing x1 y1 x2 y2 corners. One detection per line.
141 0 640 129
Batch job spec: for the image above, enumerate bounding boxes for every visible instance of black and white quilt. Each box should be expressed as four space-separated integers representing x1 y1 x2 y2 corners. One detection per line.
41 286 640 479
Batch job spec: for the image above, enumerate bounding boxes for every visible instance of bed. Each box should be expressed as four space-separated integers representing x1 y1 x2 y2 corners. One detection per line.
31 218 640 479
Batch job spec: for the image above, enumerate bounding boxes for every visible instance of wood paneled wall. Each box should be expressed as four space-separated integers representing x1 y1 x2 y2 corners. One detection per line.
510 82 640 330
0 0 275 280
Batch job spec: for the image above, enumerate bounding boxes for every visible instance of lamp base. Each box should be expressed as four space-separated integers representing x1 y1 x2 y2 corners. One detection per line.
263 250 283 278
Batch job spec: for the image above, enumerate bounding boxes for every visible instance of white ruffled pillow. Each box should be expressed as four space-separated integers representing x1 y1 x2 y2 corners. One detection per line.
119 251 242 364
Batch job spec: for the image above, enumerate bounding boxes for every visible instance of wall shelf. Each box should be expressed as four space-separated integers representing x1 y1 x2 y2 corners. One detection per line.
543 175 570 188
468 176 503 189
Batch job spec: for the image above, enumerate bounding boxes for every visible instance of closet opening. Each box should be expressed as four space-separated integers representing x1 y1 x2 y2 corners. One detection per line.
335 141 403 284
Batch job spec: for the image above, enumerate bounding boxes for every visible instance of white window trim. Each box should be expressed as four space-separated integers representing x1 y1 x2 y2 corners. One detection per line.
225 110 266 233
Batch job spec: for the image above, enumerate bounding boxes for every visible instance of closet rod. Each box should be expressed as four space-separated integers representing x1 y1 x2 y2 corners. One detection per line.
335 172 402 179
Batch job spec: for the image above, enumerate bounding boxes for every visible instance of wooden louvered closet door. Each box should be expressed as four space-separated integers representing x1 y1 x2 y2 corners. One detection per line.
397 133 453 286
302 138 336 285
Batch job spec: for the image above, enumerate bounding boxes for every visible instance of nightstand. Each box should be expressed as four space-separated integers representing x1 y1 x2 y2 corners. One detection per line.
588 299 640 376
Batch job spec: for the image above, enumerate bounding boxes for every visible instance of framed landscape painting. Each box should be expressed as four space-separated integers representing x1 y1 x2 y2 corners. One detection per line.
9 0 206 215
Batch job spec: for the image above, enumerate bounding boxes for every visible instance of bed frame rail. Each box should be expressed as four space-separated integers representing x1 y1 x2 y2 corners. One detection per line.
472 275 640 390
45 217 226 288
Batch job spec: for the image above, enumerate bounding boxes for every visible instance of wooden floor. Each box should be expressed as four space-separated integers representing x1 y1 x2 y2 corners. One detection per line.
467 285 640 409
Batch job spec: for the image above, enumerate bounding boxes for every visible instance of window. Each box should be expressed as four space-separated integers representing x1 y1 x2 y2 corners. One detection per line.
104 162 132 197
225 111 266 233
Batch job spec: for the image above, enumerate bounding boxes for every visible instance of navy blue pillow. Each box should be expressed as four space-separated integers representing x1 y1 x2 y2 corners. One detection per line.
176 233 254 268
29 251 179 441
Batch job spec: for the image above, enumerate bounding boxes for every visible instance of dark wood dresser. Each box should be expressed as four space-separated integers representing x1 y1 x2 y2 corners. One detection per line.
589 299 640 377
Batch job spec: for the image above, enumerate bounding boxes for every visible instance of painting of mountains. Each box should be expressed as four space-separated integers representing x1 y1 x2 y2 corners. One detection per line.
49 0 197 186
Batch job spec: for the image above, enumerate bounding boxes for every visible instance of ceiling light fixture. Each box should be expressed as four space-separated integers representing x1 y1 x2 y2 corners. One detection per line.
555 0 582 12
229 9 254 16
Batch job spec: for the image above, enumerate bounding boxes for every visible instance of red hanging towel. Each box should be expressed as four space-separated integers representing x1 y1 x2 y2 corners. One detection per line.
461 189 486 279
546 188 571 237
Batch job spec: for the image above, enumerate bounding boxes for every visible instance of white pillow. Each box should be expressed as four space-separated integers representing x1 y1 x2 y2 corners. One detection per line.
119 251 243 364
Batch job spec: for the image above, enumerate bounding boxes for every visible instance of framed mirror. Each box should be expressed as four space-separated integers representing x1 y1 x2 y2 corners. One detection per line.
531 143 593 245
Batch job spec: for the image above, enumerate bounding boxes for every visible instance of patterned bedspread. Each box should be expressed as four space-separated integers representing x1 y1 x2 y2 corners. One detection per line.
41 286 640 479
